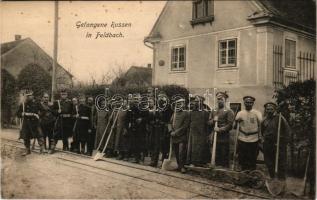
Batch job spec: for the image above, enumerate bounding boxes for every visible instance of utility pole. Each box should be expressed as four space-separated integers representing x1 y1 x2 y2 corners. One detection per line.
51 1 59 102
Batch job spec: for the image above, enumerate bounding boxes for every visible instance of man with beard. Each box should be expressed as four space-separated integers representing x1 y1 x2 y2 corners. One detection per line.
209 92 234 168
235 96 262 171
148 94 172 167
39 93 56 151
49 89 73 154
17 90 45 155
261 102 290 181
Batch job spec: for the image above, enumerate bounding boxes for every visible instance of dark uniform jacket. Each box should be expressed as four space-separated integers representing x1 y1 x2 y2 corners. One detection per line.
52 99 73 138
209 108 234 142
74 104 92 142
17 100 42 140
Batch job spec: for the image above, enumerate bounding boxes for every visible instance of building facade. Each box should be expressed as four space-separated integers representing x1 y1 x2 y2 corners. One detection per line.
144 0 316 111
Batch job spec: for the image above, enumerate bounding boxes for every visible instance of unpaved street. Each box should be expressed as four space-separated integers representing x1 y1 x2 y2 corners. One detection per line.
0 129 302 199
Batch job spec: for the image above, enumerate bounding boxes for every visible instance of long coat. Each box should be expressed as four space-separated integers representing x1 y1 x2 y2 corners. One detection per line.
170 111 190 144
73 104 92 143
94 110 111 149
114 110 129 152
17 100 43 140
39 102 56 138
188 110 210 164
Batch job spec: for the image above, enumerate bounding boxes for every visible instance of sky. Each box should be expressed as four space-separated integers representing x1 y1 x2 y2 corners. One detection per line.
1 1 166 83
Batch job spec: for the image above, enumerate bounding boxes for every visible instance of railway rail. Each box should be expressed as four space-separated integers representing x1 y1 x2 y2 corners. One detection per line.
1 138 270 199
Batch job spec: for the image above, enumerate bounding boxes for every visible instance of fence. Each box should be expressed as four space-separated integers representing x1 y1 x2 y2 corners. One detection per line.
273 45 316 88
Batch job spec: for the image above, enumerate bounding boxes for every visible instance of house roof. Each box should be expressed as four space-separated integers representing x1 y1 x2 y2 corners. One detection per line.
1 37 73 78
1 38 27 55
253 0 316 32
145 0 315 42
112 66 152 87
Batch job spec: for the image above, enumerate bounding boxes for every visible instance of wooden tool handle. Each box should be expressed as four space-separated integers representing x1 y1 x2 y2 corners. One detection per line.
274 113 282 175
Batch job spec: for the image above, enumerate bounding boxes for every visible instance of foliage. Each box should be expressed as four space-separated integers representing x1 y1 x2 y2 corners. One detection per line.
1 69 18 125
274 79 315 142
17 63 52 98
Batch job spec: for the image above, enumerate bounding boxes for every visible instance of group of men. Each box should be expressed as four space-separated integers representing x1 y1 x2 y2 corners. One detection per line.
17 89 290 181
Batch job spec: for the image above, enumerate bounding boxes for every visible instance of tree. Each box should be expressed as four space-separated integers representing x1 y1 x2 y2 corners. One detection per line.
274 79 315 176
1 69 17 127
17 63 52 98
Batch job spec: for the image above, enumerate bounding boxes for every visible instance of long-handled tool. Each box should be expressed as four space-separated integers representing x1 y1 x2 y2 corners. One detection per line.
92 110 114 157
162 138 176 171
162 107 177 171
231 123 239 170
72 105 79 133
266 112 284 196
93 110 119 161
211 117 218 167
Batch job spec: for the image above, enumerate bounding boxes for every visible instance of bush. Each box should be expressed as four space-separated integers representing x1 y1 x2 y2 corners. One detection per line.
17 63 52 98
274 79 315 176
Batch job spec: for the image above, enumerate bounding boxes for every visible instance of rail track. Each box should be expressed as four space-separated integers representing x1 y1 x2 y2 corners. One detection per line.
1 137 270 199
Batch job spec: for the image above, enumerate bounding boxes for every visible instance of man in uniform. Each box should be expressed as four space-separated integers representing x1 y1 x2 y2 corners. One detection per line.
209 92 234 167
261 102 290 180
17 90 45 155
39 92 56 151
148 94 173 167
49 89 73 154
170 98 190 173
73 95 92 154
235 96 262 171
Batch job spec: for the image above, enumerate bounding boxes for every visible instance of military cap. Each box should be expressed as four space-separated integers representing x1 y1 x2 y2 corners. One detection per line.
264 102 277 108
216 91 228 99
243 96 256 102
25 89 33 96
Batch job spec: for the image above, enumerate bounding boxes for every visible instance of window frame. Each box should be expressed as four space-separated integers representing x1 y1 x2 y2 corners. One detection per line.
191 0 214 26
284 39 297 69
170 45 186 71
218 38 237 68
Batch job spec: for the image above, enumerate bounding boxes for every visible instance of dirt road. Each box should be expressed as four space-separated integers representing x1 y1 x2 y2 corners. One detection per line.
0 128 303 199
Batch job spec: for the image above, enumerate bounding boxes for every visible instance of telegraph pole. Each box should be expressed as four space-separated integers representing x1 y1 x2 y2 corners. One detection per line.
51 1 59 102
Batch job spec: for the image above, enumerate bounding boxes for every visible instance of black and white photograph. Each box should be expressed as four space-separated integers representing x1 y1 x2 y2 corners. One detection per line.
0 0 316 199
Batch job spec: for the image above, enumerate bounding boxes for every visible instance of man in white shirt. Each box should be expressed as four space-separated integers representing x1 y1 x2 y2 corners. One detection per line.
235 96 262 171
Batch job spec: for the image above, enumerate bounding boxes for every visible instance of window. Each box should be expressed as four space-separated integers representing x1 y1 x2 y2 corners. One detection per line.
285 39 296 69
171 46 186 71
191 0 214 25
219 39 237 67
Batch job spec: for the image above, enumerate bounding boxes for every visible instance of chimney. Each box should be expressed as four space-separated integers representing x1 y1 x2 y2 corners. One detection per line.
147 63 151 68
15 35 22 41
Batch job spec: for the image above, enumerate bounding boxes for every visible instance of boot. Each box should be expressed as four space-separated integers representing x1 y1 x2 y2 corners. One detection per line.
48 145 55 154
39 145 45 154
22 148 31 156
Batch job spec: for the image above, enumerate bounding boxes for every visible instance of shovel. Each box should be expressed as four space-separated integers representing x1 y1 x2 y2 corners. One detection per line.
91 110 114 157
162 138 176 171
93 110 119 161
266 113 285 196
